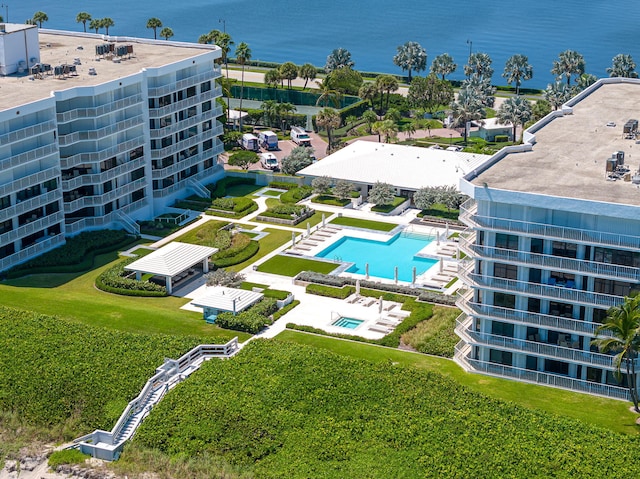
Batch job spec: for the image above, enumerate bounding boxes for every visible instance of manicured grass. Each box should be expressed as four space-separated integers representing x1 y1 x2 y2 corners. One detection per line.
277 330 639 435
224 184 263 197
227 228 292 272
257 256 337 276
370 195 407 213
418 203 460 221
261 190 282 197
330 216 397 232
172 220 228 246
0 251 250 342
292 209 331 229
311 195 350 207
131 247 154 257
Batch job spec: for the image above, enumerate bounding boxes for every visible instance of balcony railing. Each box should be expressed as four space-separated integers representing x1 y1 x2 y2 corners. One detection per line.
456 297 610 337
147 67 221 97
458 233 640 282
147 88 221 118
453 341 630 400
56 94 144 123
0 120 56 146
458 262 625 309
62 158 146 190
455 314 624 369
63 178 147 213
0 144 59 173
0 166 60 199
60 139 144 169
0 234 65 272
0 211 63 247
58 115 145 146
459 199 640 251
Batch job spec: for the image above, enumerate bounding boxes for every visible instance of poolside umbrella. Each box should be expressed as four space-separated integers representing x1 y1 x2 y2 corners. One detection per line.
439 257 444 273
307 222 311 238
379 295 384 313
322 213 326 227
356 279 361 296
365 263 369 279
412 266 417 285
394 266 398 284
292 231 296 247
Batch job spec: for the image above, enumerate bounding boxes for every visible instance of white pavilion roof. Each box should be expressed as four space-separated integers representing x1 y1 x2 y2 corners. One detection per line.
125 242 218 277
298 140 491 190
192 287 264 313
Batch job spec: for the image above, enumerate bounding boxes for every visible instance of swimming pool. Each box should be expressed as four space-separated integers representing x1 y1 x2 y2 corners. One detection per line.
332 317 364 329
316 232 436 282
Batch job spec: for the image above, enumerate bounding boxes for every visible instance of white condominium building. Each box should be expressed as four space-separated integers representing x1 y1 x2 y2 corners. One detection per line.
0 25 224 272
456 78 640 400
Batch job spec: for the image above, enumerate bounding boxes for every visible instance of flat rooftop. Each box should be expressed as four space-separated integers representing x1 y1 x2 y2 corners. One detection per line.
471 81 640 206
0 30 219 111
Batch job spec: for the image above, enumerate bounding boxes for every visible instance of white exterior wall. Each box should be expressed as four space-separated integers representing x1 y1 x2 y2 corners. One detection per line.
0 24 40 75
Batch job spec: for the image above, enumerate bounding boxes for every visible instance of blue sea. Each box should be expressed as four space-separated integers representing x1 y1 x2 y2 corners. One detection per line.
15 1 640 89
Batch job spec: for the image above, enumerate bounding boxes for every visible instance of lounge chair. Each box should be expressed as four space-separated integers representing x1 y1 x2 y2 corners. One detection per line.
368 325 392 334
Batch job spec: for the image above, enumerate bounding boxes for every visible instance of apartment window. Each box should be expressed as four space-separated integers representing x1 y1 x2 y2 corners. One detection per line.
131 167 145 181
130 147 144 161
594 278 631 296
494 263 517 280
0 219 12 235
528 268 541 284
161 136 173 148
594 247 640 267
201 81 211 93
525 355 538 371
43 179 57 191
202 120 212 132
527 297 540 313
202 100 212 113
17 185 41 202
0 195 10 210
489 349 512 366
530 238 543 254
552 241 577 258
606 370 627 387
494 293 515 309
158 94 171 107
45 201 60 215
159 115 172 128
549 301 573 318
186 86 197 98
203 158 214 169
187 106 197 118
0 242 15 259
103 180 113 193
491 321 514 338
131 189 144 202
544 359 569 375
592 308 608 324
586 367 601 383
203 139 213 151
495 233 518 250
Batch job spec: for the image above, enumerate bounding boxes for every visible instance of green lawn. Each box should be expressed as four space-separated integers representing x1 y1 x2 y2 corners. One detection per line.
330 216 397 232
370 196 407 213
277 330 638 435
130 247 154 257
292 209 332 229
257 256 337 276
227 228 292 272
0 251 250 342
172 220 228 245
224 184 263 197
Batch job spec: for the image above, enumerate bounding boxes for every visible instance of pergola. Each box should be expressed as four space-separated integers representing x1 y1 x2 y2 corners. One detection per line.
124 242 218 294
192 287 264 322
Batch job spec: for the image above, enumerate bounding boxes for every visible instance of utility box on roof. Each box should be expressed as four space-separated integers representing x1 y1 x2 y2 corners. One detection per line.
0 24 40 76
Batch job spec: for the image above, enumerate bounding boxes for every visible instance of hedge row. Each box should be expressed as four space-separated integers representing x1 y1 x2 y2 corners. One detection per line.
296 271 457 306
268 181 300 190
280 186 313 204
206 201 258 219
7 230 136 278
211 240 259 268
95 257 167 297
207 177 256 198
215 298 277 334
305 284 354 299
272 300 300 321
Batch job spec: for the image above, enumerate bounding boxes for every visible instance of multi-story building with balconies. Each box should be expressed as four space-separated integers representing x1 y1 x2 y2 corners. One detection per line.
455 78 640 400
0 25 224 272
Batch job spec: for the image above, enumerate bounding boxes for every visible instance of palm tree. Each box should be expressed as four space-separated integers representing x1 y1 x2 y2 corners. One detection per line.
89 18 101 34
464 52 494 79
299 63 317 89
551 49 585 86
403 121 416 140
375 74 399 111
543 81 572 110
576 73 598 91
76 12 91 33
502 54 533 95
358 82 377 110
279 62 298 89
146 18 162 40
430 53 457 81
450 88 485 143
461 74 496 108
261 100 278 127
607 54 638 78
32 11 48 28
315 79 342 108
592 296 640 411
325 47 354 72
264 69 281 89
101 17 114 35
207 30 234 114
362 110 377 134
235 42 252 130
315 108 341 152
276 102 296 131
393 41 427 82
497 96 532 142
160 27 174 41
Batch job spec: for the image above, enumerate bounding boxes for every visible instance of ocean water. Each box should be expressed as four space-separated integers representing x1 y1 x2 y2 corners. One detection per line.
15 1 640 88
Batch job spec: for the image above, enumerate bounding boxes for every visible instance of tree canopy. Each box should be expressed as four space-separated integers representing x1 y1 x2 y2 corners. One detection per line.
282 146 315 175
497 96 532 142
464 52 494 79
502 54 533 94
393 41 427 82
228 150 259 170
430 53 457 80
279 62 298 89
325 48 354 72
407 75 454 114
146 17 162 39
607 54 638 78
76 12 91 32
551 49 585 85
368 182 396 206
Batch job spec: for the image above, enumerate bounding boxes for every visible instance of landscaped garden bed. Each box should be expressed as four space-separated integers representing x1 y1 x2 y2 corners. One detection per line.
371 195 409 213
206 196 258 219
256 205 315 226
96 257 168 297
329 216 396 232
257 255 338 276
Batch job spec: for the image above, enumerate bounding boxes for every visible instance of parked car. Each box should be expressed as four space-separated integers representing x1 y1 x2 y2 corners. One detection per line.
260 152 279 170
290 126 312 146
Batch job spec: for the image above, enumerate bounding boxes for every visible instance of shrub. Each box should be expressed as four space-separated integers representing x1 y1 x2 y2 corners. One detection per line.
212 241 259 268
205 269 245 288
280 186 313 204
95 258 167 297
495 134 509 142
48 449 90 469
216 310 272 334
371 195 407 213
211 197 236 211
251 298 278 317
207 177 256 198
272 300 300 320
262 289 290 300
232 196 255 213
268 181 299 190
306 284 354 299
311 195 350 207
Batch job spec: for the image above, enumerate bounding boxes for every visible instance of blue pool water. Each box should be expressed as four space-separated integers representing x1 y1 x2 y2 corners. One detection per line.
332 317 364 329
316 233 436 283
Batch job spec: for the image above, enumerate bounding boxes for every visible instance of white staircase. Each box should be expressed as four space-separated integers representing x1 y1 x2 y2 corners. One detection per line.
189 178 211 199
76 338 239 461
117 211 141 235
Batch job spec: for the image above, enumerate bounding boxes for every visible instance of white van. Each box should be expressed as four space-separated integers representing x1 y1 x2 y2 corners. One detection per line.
290 126 312 146
258 131 279 151
241 133 259 151
260 153 279 170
